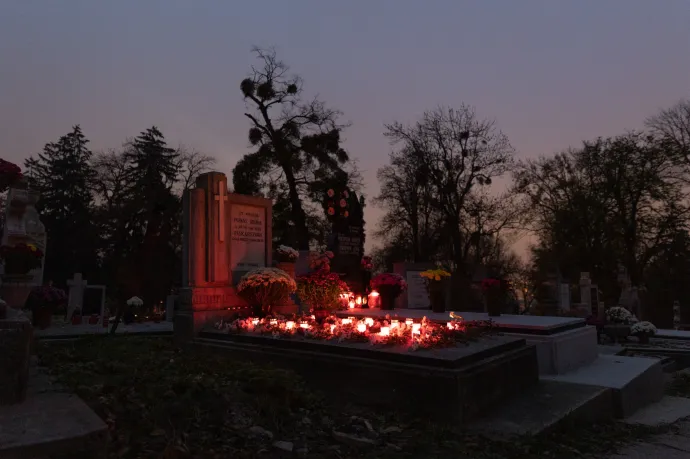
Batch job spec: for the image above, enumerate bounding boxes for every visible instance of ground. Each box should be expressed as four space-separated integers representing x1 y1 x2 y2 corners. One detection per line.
37 337 688 459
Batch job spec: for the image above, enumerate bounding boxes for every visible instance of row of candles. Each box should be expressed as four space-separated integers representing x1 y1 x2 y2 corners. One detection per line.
244 315 462 338
340 291 380 310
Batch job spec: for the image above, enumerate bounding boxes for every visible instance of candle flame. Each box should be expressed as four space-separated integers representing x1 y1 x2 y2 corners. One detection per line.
357 323 367 333
370 290 379 297
380 326 390 336
364 317 374 326
286 321 295 330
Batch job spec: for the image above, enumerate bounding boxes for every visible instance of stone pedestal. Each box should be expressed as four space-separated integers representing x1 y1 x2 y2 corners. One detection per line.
0 310 32 405
174 286 249 344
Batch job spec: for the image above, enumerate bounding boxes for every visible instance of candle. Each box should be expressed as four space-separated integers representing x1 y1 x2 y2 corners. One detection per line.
341 318 351 325
390 319 399 329
357 323 367 333
380 326 390 336
405 318 414 326
286 321 295 330
412 323 421 334
364 317 374 326
300 322 309 329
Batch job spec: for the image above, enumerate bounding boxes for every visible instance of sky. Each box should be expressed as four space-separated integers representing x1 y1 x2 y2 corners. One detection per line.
1 0 689 255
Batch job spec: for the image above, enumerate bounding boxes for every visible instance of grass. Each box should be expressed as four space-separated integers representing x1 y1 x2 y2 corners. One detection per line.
37 336 676 459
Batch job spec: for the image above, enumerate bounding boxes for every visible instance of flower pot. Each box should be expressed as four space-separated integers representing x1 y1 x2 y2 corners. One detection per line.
276 262 296 279
379 292 397 310
88 315 99 325
32 308 52 329
428 282 446 313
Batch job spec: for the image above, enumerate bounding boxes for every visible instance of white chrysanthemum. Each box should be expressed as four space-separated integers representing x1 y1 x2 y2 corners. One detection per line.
631 321 657 335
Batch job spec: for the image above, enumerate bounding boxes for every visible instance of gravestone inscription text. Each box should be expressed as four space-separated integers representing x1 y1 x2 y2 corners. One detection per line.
406 271 428 309
229 205 266 271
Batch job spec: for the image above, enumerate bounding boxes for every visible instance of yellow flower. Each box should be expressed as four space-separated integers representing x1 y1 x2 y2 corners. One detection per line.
27 244 37 251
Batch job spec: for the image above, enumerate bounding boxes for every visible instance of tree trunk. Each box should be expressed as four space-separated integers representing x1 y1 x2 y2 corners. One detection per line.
283 166 310 250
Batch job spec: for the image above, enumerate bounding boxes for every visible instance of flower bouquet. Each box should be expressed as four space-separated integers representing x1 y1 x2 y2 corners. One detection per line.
26 285 67 329
631 320 657 344
309 251 334 272
297 270 348 314
361 256 373 271
605 306 636 324
481 278 504 317
325 188 350 220
370 273 407 310
237 267 296 317
421 268 451 313
0 243 43 277
276 245 299 263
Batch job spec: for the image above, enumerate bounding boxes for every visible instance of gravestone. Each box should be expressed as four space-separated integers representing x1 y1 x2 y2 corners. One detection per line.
66 273 87 320
175 172 272 342
328 190 365 295
0 184 46 309
393 262 437 309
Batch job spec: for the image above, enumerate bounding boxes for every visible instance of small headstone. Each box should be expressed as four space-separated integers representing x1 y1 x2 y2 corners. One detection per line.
66 273 88 320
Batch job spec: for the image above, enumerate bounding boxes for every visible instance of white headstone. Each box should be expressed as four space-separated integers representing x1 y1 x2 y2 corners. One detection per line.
405 271 428 309
66 273 88 320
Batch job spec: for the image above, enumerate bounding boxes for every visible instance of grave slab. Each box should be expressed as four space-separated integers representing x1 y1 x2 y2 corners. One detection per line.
469 380 613 438
0 363 107 459
623 395 690 426
340 308 598 375
542 354 664 417
656 329 690 340
197 330 539 423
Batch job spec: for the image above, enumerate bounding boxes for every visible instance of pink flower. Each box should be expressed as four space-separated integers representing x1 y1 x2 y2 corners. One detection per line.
327 189 335 197
327 207 335 215
339 199 347 208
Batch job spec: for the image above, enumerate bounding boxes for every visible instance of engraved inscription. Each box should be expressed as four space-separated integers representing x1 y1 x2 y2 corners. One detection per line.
230 204 267 271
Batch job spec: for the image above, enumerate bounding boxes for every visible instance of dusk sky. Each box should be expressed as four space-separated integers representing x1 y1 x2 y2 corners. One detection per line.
1 1 689 255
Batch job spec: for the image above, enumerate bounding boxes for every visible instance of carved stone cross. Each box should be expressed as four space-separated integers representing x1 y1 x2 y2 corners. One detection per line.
214 182 228 242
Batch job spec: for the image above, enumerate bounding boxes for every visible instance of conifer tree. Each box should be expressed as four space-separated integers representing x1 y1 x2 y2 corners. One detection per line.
24 125 99 284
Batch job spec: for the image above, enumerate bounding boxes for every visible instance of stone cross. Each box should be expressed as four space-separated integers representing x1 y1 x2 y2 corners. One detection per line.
214 182 228 242
66 273 88 320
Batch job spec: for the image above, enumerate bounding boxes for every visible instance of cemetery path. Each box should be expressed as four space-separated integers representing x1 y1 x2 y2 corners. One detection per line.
606 420 690 458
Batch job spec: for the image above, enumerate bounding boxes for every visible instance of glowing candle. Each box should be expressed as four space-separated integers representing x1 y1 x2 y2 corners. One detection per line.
405 319 414 326
286 321 295 330
300 322 309 329
330 324 336 333
348 301 355 309
412 323 421 334
447 322 453 329
364 317 374 326
341 318 351 325
390 319 399 329
310 315 316 320
380 326 390 336
270 319 277 326
357 323 367 333
370 290 379 297
251 318 259 326
356 296 362 305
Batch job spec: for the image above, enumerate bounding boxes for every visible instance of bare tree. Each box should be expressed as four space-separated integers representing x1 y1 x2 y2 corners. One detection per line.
174 146 216 192
384 105 516 274
646 98 690 162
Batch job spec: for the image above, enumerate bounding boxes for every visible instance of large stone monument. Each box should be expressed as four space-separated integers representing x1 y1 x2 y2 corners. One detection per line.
1 181 46 310
175 172 272 342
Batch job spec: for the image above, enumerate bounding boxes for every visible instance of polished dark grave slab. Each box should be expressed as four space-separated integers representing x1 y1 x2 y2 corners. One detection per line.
198 329 539 423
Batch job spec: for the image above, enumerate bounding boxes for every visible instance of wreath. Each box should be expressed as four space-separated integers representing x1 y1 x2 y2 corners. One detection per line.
325 188 350 220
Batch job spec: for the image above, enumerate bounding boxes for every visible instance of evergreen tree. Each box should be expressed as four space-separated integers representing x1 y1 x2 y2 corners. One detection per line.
24 125 99 285
117 127 181 309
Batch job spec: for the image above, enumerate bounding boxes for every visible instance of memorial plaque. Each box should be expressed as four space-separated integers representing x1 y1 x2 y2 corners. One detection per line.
406 271 429 309
230 204 267 271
